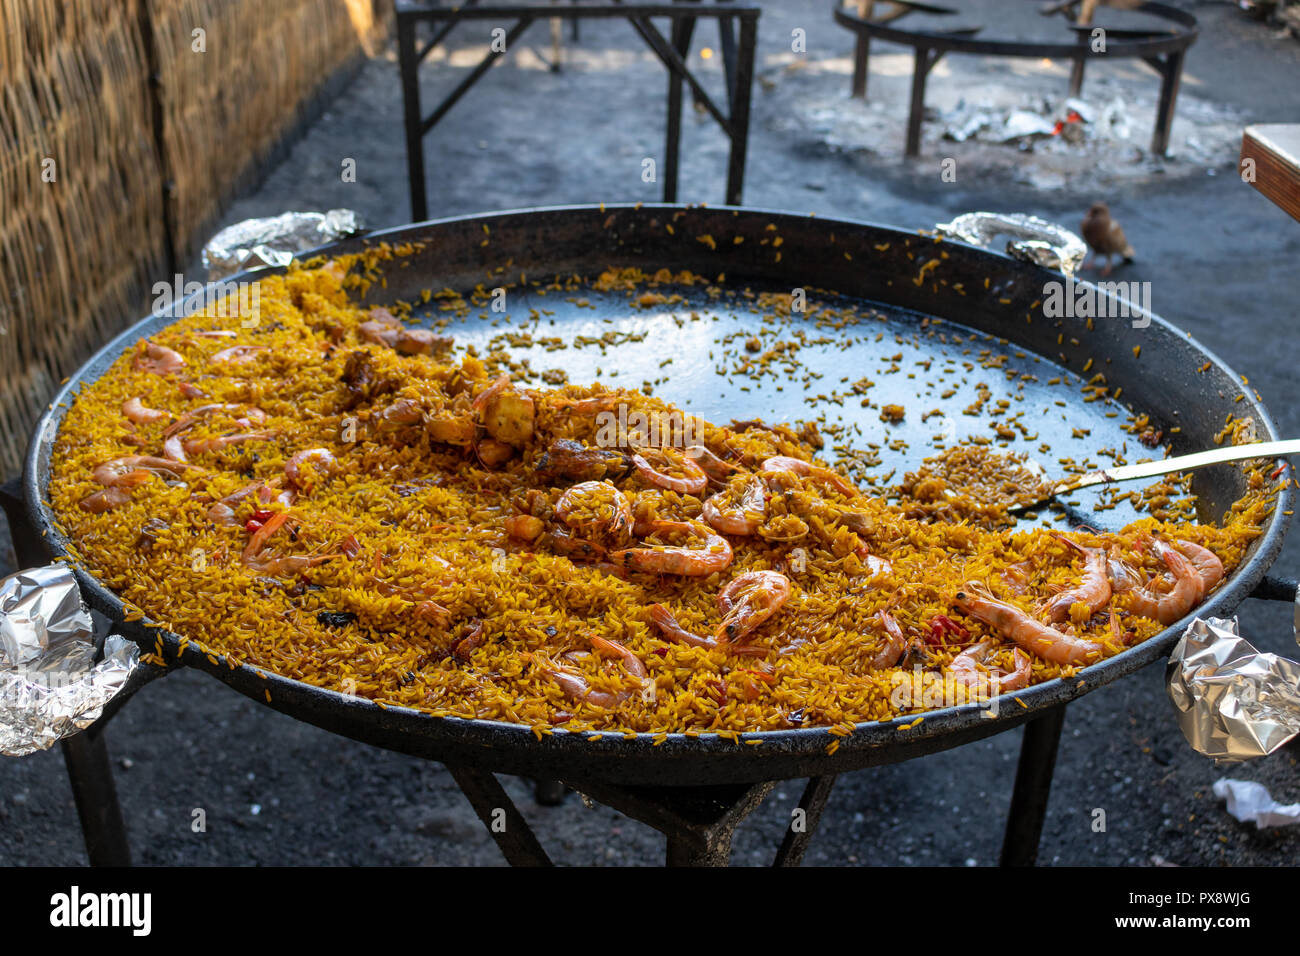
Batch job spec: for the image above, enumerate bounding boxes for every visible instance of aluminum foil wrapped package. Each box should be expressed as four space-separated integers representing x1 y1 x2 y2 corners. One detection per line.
203 209 365 280
1167 615 1300 763
936 212 1087 278
0 566 139 757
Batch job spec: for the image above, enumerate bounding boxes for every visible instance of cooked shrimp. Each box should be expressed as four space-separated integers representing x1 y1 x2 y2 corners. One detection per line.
647 604 770 656
414 600 451 625
685 444 741 483
953 581 1103 666
122 396 168 424
182 431 272 455
538 661 623 709
863 554 892 576
453 620 486 661
1108 607 1136 647
211 345 268 365
207 479 291 528
631 448 708 495
716 570 791 641
242 512 290 562
240 511 336 575
83 456 202 511
1171 538 1224 594
133 341 185 375
760 456 857 498
948 640 1032 692
610 520 733 576
470 373 512 413
870 610 909 669
1042 533 1112 624
284 447 337 490
1106 546 1141 593
163 404 267 438
1125 538 1204 625
649 604 715 649
548 530 608 563
163 434 188 462
589 635 648 679
79 486 135 513
555 481 632 538
702 476 766 536
92 455 202 487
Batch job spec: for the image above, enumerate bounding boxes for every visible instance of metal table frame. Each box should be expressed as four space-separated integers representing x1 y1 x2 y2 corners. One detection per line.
1 475 1073 866
396 1 759 221
832 0 1198 158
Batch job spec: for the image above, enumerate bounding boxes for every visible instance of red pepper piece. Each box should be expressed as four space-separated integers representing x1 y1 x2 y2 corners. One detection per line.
928 614 969 644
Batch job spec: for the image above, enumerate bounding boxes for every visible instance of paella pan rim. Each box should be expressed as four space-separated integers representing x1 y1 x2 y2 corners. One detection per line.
23 203 1293 775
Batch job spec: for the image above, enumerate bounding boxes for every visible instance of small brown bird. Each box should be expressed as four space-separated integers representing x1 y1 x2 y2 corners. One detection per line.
1081 202 1135 276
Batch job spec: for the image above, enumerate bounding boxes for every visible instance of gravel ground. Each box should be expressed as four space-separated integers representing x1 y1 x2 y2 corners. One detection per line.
4 0 1300 866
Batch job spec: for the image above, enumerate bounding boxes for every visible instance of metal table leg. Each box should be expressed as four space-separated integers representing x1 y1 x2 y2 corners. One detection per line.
1146 49 1185 158
852 32 871 99
716 2 738 112
1068 54 1086 97
724 14 756 204
662 13 698 203
999 705 1067 867
397 12 428 222
904 46 942 158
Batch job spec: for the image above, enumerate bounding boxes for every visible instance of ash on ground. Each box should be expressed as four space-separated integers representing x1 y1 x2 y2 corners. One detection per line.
764 55 1244 190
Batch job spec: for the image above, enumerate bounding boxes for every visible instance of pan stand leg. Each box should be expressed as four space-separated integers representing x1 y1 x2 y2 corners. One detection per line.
0 479 133 867
772 775 836 866
574 780 775 866
61 723 132 866
446 765 553 866
533 778 568 806
999 704 1067 867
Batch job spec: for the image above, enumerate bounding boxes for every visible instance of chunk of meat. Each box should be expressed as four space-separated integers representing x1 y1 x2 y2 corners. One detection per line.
535 439 632 482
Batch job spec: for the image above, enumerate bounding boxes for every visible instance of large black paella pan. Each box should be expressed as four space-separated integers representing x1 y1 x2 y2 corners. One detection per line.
23 204 1293 786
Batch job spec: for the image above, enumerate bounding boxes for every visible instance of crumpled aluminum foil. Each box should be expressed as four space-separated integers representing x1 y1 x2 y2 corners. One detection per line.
203 209 365 280
0 566 139 757
1167 615 1300 763
936 212 1087 278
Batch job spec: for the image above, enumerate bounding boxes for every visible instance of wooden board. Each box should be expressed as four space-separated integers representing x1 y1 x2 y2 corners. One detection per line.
1242 124 1300 224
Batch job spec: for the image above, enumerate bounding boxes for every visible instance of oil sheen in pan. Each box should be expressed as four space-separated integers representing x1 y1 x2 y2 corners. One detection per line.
412 279 1162 532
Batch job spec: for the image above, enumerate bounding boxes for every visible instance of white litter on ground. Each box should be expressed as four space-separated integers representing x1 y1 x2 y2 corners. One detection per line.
1213 778 1300 829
